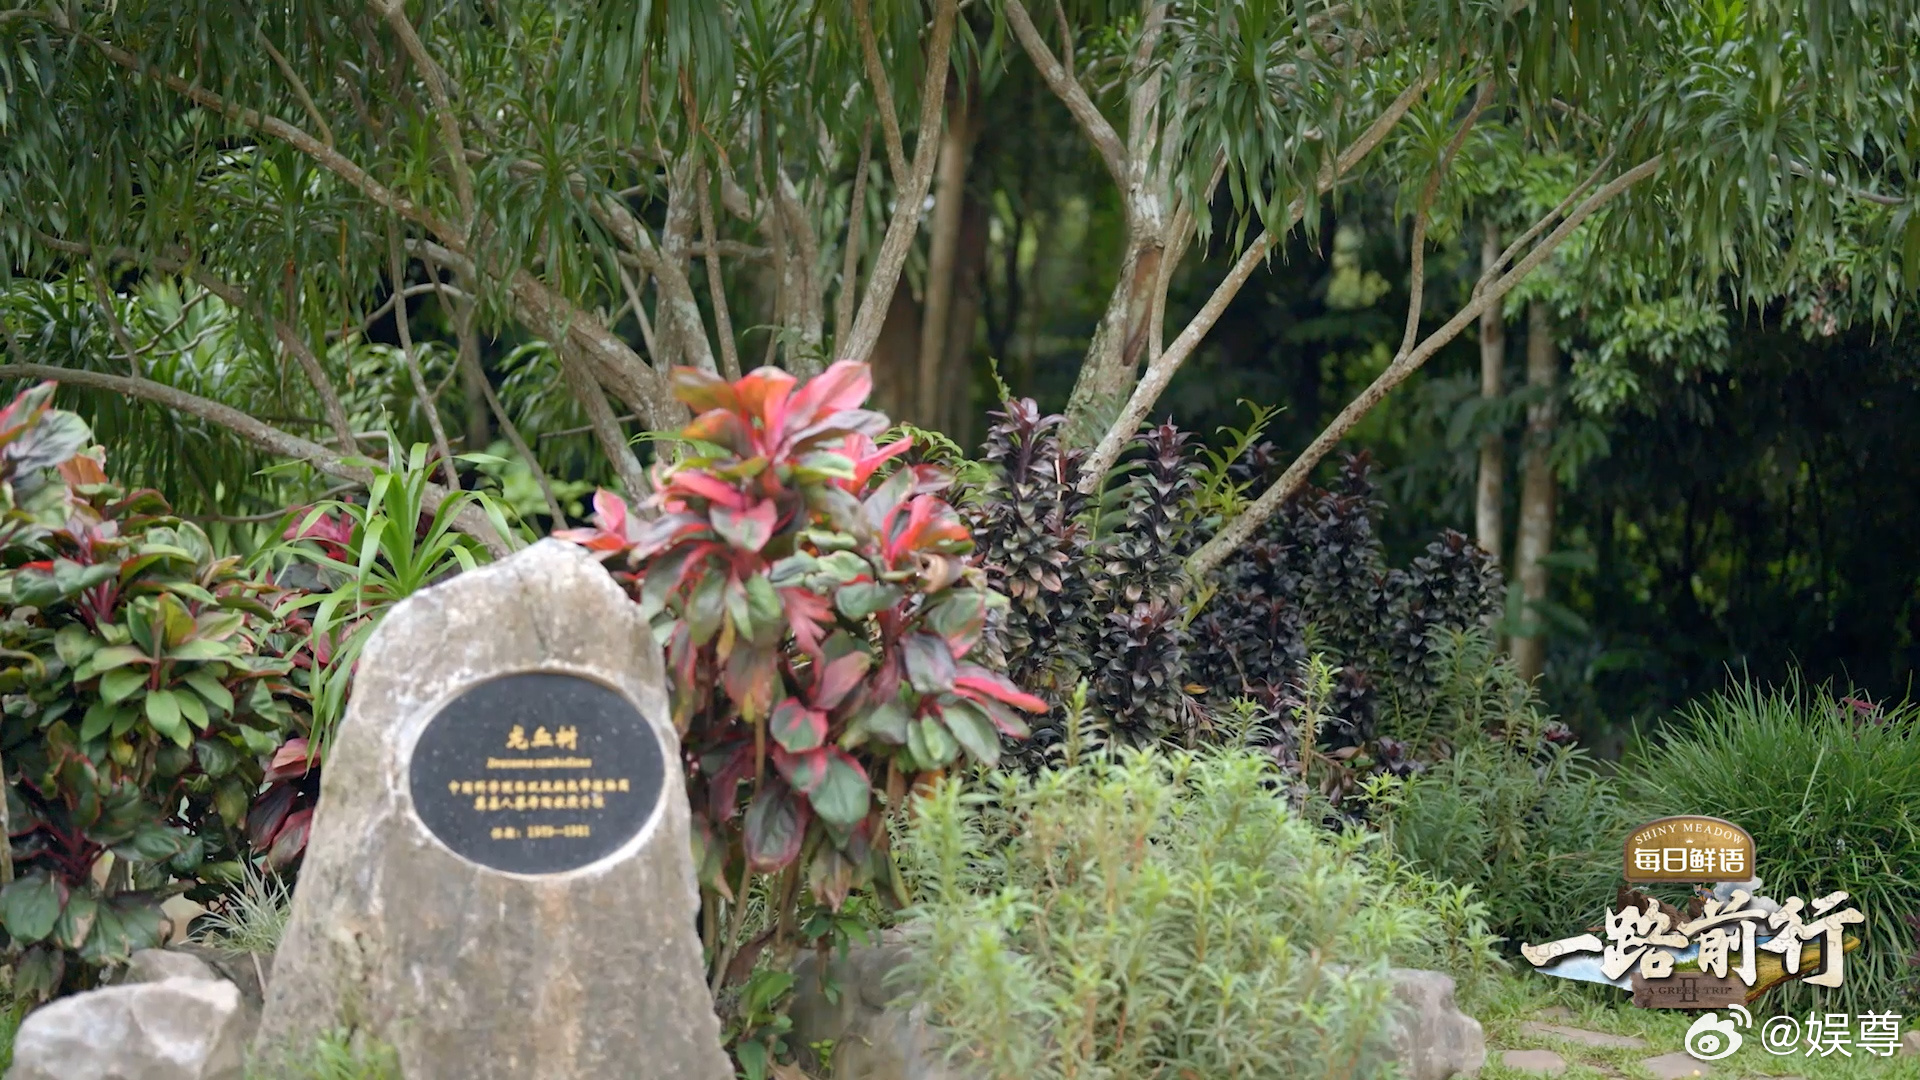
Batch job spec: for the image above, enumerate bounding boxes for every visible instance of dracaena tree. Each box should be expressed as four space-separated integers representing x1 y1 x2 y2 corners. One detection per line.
991 0 1917 587
0 0 1913 602
0 0 967 541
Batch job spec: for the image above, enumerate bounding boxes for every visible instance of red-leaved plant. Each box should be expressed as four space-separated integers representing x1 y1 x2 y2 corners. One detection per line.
557 361 1042 931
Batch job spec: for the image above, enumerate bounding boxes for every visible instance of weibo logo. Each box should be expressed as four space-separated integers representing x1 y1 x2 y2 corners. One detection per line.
1684 1004 1752 1060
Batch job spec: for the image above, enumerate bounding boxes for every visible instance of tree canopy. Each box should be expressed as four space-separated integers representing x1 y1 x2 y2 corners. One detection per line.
1 0 1915 594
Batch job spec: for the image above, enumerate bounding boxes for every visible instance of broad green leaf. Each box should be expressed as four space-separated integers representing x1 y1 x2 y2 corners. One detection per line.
78 895 168 964
908 716 959 769
177 689 210 730
146 690 189 747
90 644 151 673
809 752 870 826
51 891 97 951
939 700 1000 767
182 670 234 713
0 874 67 944
100 667 147 705
168 639 236 662
835 581 902 620
843 701 910 748
743 783 805 872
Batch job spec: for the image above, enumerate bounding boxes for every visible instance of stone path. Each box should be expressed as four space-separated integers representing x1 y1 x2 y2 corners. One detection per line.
1494 1009 1920 1077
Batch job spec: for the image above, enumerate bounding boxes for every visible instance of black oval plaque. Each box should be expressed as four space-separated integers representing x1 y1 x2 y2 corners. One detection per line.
407 671 666 874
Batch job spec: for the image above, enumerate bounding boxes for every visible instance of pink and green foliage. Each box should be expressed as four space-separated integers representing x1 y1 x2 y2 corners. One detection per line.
0 383 312 998
557 361 1042 910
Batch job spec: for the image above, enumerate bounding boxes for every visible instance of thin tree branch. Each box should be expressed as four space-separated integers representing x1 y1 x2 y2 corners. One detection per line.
130 289 212 356
1004 0 1127 190
1474 150 1614 300
89 268 143 378
835 120 874 349
328 281 471 339
697 168 743 380
614 262 661 361
1398 76 1495 358
1080 68 1440 484
375 0 474 226
0 362 511 556
387 224 461 490
45 232 361 454
188 267 360 452
852 0 910 187
559 356 650 499
257 29 335 148
776 170 826 372
841 0 959 366
75 24 460 246
537 415 638 441
425 259 566 526
1188 154 1666 579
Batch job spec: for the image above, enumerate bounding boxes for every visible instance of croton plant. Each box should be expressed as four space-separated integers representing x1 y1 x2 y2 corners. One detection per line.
0 382 311 997
557 361 1043 913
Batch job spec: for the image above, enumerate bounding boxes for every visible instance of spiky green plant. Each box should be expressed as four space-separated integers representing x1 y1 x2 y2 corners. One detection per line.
1086 421 1199 744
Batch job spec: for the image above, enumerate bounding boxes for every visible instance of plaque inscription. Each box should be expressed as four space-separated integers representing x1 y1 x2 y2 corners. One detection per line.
408 671 666 874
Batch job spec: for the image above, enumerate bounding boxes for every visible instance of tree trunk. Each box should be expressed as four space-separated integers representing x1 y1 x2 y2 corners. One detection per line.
917 92 978 428
1061 222 1164 447
461 355 492 451
870 277 922 424
940 190 989 446
1475 222 1506 564
1511 300 1559 683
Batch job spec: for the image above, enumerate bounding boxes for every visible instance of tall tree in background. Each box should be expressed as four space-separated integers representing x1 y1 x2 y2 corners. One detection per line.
2 0 1915 599
1511 300 1558 680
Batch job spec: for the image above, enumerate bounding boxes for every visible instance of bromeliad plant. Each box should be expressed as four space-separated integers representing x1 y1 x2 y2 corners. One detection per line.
0 383 311 998
556 360 1043 986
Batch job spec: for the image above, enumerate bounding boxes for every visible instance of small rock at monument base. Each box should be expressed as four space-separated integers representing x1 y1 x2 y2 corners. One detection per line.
120 947 221 986
8 977 249 1080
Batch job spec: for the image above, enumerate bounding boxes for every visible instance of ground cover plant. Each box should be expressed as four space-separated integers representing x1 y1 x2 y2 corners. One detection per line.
894 743 1500 1080
1626 678 1920 1016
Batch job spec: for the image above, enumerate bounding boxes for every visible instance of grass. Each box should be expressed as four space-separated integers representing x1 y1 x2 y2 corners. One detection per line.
1625 676 1920 1015
1471 970 1920 1079
245 1030 403 1080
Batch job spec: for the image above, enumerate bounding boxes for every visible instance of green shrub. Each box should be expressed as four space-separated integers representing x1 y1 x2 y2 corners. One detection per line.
1378 629 1627 952
1625 677 1920 1014
894 746 1499 1080
0 382 310 999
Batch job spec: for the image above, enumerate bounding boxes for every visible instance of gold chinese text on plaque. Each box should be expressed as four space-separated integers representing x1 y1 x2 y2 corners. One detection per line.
1623 815 1755 883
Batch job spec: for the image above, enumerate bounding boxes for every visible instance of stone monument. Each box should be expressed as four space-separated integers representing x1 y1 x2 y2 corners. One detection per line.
253 540 730 1079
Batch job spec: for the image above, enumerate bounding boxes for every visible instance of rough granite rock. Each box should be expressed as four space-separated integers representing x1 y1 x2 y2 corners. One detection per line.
251 540 729 1080
1380 968 1487 1080
121 947 221 985
8 977 250 1080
